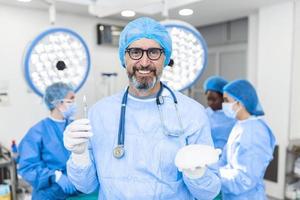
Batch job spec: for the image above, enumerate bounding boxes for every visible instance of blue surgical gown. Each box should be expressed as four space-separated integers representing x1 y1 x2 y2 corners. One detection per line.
206 107 236 150
18 117 77 200
217 117 276 199
67 89 221 200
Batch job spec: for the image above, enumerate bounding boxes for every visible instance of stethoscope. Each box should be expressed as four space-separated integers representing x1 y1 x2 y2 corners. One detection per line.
113 82 184 159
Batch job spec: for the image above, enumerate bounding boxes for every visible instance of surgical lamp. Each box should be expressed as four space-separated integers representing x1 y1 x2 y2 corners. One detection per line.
161 20 208 91
23 28 91 97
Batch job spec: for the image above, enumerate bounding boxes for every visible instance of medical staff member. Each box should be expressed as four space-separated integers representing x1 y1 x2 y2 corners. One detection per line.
218 79 276 199
18 82 79 200
203 76 236 150
64 17 221 200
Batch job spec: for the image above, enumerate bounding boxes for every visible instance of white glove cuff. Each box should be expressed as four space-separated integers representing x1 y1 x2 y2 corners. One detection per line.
54 170 62 182
183 167 207 179
71 148 91 167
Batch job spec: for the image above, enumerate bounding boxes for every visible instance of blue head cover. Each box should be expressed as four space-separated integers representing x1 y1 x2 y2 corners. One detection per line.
203 76 228 94
223 79 264 116
119 17 172 68
43 82 74 110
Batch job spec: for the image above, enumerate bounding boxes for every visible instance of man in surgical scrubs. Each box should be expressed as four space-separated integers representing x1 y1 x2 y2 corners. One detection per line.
64 17 221 199
18 82 79 200
217 79 276 199
203 76 236 151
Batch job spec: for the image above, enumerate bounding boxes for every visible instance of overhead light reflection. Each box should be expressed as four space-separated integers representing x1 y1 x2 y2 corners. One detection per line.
179 9 194 16
121 10 136 17
17 0 32 2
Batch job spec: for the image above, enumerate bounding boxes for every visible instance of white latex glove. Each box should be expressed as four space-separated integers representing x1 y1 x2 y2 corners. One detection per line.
54 170 63 182
175 144 221 179
63 119 93 167
181 166 207 179
64 118 93 154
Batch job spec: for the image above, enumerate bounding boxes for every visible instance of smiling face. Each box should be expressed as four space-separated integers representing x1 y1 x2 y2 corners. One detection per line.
125 38 165 96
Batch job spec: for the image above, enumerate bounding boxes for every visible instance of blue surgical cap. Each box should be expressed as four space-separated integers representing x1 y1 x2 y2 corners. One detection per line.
203 76 228 94
119 17 172 68
223 79 264 116
43 82 74 110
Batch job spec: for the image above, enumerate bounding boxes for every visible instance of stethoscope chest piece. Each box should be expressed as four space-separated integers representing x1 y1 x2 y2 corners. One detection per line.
113 145 125 159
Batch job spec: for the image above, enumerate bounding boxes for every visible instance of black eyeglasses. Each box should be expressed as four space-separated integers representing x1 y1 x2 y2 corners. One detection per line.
125 48 164 61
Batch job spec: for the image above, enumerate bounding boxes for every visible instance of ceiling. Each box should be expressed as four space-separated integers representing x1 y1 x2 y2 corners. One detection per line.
0 0 289 27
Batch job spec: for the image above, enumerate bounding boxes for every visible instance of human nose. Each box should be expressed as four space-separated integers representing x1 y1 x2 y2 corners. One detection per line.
139 51 151 66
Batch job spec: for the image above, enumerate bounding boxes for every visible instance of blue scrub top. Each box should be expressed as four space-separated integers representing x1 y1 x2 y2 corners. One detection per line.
18 117 77 200
67 89 221 200
206 107 236 150
218 117 276 199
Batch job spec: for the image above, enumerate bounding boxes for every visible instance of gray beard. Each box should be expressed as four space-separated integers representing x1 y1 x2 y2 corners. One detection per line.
129 75 159 92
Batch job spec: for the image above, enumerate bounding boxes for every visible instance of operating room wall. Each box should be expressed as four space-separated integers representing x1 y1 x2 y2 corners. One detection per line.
192 18 248 106
248 1 295 199
289 0 300 140
0 4 127 149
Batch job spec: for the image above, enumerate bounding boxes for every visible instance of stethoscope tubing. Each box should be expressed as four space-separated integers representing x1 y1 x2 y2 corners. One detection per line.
113 82 181 159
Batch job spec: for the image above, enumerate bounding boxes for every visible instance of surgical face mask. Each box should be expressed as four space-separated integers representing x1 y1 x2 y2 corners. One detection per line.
222 102 239 119
59 101 77 119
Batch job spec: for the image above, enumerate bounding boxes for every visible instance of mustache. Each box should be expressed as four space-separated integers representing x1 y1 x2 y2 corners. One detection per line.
132 65 157 74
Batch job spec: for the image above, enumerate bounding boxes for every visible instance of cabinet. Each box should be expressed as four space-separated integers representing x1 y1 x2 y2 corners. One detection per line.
0 144 17 200
285 140 300 199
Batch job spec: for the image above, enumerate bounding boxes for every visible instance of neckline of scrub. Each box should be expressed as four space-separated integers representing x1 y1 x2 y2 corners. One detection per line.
128 94 156 102
48 116 66 123
237 116 257 124
127 87 173 102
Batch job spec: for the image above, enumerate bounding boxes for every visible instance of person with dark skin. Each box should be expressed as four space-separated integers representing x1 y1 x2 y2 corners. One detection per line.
206 90 223 111
203 76 236 151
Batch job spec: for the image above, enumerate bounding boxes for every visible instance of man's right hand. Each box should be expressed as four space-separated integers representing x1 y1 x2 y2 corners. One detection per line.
63 119 93 155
